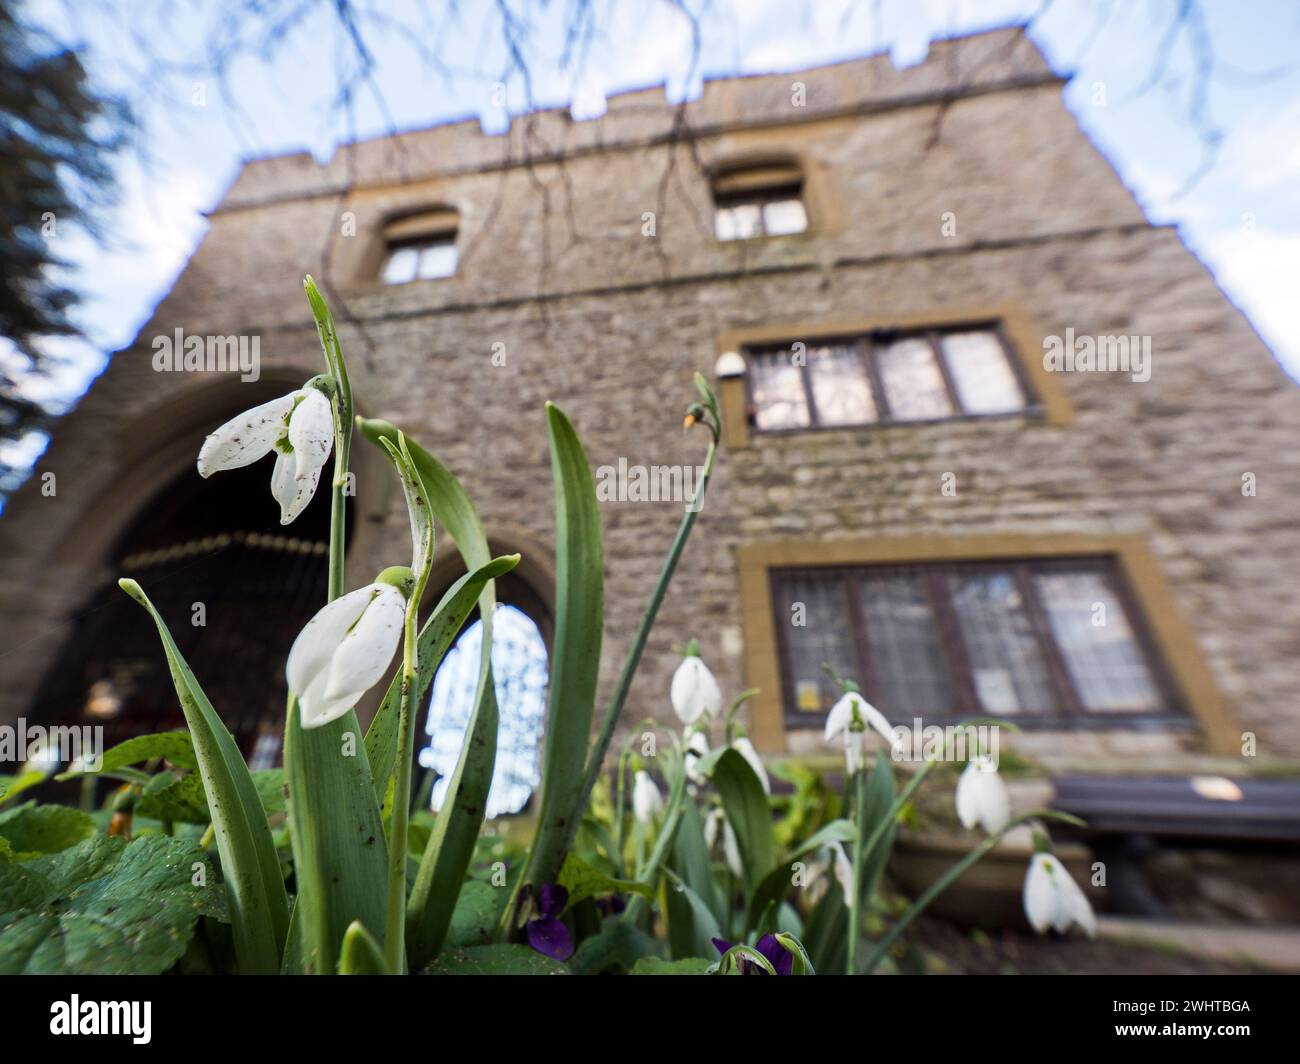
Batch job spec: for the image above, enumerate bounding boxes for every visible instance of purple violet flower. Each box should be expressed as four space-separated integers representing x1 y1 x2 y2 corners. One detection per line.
712 933 793 975
526 883 574 961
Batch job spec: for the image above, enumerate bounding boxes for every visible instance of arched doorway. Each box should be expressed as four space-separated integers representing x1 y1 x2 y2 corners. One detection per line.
28 447 341 763
415 569 551 818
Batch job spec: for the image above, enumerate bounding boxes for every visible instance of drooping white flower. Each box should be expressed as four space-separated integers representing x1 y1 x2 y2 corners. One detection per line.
632 770 664 824
704 808 744 879
824 691 894 774
732 735 770 795
831 841 855 907
1022 852 1097 937
198 386 334 525
670 649 722 725
684 728 710 787
955 755 1011 834
287 581 406 728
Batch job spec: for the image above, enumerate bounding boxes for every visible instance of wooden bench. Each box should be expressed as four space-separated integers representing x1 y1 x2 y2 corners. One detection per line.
1051 774 1300 916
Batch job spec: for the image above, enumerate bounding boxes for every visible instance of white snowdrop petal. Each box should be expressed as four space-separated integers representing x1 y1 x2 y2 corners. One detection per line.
860 701 895 746
977 770 1012 834
321 585 406 704
832 841 855 905
733 737 770 795
955 762 980 830
272 451 322 525
286 584 377 699
824 694 854 741
1060 865 1098 937
301 685 367 729
671 656 722 724
723 821 744 879
1023 854 1056 934
632 770 663 823
703 808 720 849
288 388 334 480
197 392 297 477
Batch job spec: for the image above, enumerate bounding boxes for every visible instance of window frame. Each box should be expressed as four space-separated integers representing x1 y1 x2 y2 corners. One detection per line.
744 322 1040 433
770 555 1188 731
380 232 459 285
713 181 808 241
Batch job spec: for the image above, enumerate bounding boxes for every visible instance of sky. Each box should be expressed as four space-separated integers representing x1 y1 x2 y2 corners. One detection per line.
6 0 1299 475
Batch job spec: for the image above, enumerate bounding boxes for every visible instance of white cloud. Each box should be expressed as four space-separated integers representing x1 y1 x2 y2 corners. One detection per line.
1199 227 1300 381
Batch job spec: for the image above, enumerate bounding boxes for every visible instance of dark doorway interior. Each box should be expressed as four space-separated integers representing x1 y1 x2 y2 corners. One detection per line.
28 454 342 763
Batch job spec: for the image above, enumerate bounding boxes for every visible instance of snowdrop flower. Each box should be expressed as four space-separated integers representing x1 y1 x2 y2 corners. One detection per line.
704 808 744 879
732 735 770 795
955 755 1011 834
684 728 710 787
1023 852 1097 938
824 691 893 775
197 382 334 524
286 568 410 728
831 841 854 906
670 641 722 725
632 770 664 824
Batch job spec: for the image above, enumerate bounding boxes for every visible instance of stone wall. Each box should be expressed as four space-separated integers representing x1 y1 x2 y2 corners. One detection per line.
2 27 1297 776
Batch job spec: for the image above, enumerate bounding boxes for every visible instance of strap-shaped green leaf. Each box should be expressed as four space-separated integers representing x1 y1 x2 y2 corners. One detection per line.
117 579 289 974
338 920 387 975
709 748 777 897
283 701 388 975
404 665 498 968
357 419 505 970
519 402 605 893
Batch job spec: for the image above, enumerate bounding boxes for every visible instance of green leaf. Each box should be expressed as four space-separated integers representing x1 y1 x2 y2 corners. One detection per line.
358 420 508 971
569 920 657 975
283 702 388 975
118 579 289 974
0 771 50 806
556 852 654 910
364 556 519 803
338 920 387 975
405 667 499 967
136 771 211 824
520 402 604 893
859 752 897 903
713 942 777 976
773 931 815 975
57 731 197 779
445 879 507 949
253 769 287 817
804 880 848 974
663 869 725 960
422 943 570 975
630 955 713 975
0 835 218 974
668 799 725 924
0 802 95 858
709 748 777 896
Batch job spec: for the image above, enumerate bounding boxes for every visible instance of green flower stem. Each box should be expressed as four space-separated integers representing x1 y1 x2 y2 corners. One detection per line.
570 432 717 858
859 809 1069 974
622 755 688 925
304 276 352 604
846 764 867 975
384 604 418 973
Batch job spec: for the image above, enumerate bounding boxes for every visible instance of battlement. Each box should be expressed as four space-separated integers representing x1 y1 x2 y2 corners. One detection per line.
217 26 1054 211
